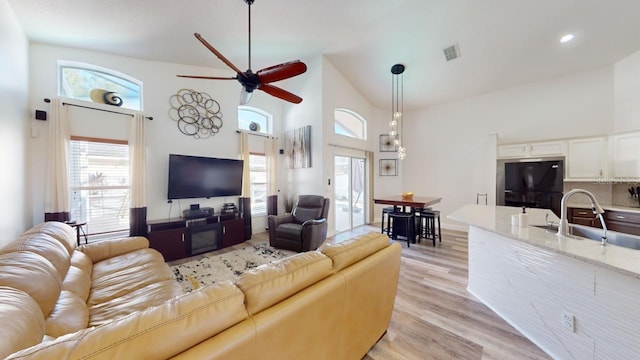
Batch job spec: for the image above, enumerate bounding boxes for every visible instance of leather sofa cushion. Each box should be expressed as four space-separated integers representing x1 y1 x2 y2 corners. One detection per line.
45 290 89 337
0 251 61 316
79 236 150 264
0 287 45 359
275 222 302 240
2 233 71 282
88 280 184 326
91 247 164 280
236 251 332 315
62 265 92 302
8 282 248 360
319 232 391 272
70 250 93 277
23 222 77 256
88 260 176 306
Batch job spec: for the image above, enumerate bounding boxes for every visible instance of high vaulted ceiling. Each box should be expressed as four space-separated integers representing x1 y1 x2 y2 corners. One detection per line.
7 0 640 110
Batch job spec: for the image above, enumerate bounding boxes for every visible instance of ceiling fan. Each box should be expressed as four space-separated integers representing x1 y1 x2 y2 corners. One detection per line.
177 0 307 105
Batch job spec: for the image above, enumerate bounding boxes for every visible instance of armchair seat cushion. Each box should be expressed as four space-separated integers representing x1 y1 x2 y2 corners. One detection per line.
275 223 303 241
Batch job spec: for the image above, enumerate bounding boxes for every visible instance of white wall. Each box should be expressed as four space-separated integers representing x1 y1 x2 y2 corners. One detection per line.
0 0 30 246
403 66 615 230
614 49 640 133
28 44 284 232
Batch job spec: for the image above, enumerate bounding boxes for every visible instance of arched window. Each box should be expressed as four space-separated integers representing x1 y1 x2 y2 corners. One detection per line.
238 106 272 134
334 108 367 140
58 60 143 111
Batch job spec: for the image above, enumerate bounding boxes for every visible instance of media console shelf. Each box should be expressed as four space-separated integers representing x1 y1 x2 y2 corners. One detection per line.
147 213 245 262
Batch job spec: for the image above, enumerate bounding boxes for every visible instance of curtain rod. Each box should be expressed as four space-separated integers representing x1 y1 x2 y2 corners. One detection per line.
328 143 369 152
43 98 153 120
236 130 277 139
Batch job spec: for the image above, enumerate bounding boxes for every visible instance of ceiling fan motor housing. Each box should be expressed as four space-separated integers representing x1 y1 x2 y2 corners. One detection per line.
238 70 260 92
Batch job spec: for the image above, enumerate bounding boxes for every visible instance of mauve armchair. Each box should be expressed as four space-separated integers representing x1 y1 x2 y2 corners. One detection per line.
267 195 330 252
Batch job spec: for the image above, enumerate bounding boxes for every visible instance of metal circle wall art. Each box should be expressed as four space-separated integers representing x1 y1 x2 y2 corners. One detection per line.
169 89 223 139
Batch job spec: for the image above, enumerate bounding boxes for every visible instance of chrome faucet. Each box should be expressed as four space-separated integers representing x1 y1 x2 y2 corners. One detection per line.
557 189 608 245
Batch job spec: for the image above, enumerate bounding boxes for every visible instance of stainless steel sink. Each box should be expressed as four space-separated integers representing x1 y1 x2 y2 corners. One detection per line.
533 223 640 250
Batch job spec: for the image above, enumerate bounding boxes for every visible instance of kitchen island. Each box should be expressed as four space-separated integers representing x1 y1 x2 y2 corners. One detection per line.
449 204 640 360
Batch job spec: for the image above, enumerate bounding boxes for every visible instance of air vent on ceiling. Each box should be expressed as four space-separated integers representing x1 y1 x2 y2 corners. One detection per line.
443 43 461 62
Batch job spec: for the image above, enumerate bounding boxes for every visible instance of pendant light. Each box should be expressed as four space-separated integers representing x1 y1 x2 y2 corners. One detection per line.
389 64 406 160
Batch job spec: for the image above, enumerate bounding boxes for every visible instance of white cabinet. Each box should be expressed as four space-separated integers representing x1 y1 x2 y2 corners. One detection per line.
565 137 607 180
609 131 640 180
498 141 566 159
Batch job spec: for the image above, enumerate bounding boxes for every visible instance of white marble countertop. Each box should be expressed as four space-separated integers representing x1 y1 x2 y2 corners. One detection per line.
448 204 640 278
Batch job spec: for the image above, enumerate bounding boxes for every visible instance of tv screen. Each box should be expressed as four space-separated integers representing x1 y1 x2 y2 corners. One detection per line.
168 154 244 199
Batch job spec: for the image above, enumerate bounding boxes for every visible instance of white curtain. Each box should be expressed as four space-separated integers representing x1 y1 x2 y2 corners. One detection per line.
44 98 71 221
265 137 278 196
240 132 251 197
128 113 147 236
366 150 374 224
129 113 146 207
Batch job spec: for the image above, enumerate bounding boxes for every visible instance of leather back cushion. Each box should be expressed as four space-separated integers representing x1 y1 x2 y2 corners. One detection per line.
45 290 89 337
319 232 391 272
293 195 326 223
235 251 332 315
0 287 45 359
23 222 77 256
1 233 71 282
0 251 61 316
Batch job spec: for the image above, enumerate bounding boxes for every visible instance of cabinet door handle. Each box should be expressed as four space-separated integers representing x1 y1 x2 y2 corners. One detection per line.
616 215 626 220
223 226 226 234
181 233 185 242
578 211 588 215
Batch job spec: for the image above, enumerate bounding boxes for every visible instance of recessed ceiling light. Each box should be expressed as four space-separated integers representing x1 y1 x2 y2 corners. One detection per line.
560 34 575 43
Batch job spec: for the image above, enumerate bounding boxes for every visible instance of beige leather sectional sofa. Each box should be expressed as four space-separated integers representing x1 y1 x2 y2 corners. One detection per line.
0 222 401 359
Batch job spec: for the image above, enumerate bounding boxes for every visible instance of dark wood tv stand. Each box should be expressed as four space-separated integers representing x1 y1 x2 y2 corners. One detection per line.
147 213 245 262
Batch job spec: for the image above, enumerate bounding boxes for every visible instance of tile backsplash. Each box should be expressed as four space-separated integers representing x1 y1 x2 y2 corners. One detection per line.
564 181 640 208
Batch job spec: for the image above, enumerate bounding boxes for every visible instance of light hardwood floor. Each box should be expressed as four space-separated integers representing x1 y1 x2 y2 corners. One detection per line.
323 224 551 360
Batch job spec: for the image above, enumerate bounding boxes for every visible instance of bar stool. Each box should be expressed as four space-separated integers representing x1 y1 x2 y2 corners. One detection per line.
380 206 395 235
387 211 414 247
419 209 441 246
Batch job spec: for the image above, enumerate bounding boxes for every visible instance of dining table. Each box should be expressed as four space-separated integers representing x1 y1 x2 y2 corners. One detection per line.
374 195 442 242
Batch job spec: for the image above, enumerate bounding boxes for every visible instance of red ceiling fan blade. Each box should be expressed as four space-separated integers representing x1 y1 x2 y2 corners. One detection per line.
259 84 303 104
257 61 307 84
176 75 237 80
194 33 246 77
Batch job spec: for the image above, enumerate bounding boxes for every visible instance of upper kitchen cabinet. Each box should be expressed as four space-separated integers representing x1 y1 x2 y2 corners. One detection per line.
610 130 640 180
497 140 566 159
565 137 607 181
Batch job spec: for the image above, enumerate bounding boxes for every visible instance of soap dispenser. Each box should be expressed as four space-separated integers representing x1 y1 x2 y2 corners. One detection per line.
518 207 529 228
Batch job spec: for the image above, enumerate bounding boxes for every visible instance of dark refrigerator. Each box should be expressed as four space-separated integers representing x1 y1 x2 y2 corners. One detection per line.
504 160 564 216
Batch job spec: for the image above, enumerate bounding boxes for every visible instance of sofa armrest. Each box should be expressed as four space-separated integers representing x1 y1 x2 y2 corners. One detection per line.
6 282 248 360
78 236 149 264
300 218 328 251
267 214 294 242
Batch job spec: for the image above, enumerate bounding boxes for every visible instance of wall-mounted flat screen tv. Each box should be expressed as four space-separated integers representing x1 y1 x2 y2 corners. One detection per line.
168 154 244 199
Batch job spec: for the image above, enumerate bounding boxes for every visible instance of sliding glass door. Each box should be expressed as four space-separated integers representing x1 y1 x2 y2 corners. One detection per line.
334 156 366 232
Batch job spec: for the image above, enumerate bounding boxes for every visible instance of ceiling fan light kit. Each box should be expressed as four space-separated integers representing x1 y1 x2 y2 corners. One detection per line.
177 0 306 105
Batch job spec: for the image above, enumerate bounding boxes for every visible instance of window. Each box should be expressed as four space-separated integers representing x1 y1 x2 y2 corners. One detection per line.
238 106 271 134
334 108 367 140
58 60 143 111
68 138 130 235
249 153 267 215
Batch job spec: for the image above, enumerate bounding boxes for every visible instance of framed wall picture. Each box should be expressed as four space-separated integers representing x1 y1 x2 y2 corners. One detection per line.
379 159 397 176
284 125 312 168
379 134 397 152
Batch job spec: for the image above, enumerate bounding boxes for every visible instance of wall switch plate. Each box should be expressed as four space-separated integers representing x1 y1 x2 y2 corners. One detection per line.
562 310 575 332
